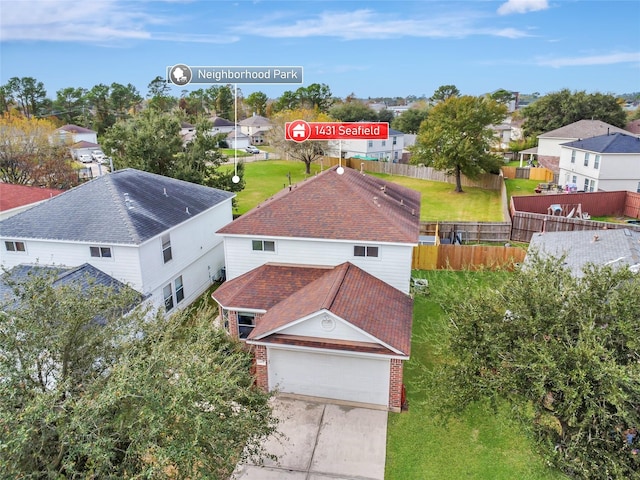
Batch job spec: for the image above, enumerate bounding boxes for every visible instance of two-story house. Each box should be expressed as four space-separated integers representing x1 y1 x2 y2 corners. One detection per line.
212 166 421 411
0 168 235 313
328 127 405 163
239 114 272 145
558 133 640 192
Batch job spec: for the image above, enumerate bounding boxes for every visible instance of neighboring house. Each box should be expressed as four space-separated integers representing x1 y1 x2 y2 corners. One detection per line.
534 120 631 172
0 183 64 220
328 128 405 163
626 119 640 135
226 130 250 150
180 121 196 146
558 133 640 192
239 114 272 145
213 165 421 411
207 116 236 136
0 168 235 313
528 228 640 277
55 124 98 145
71 140 102 160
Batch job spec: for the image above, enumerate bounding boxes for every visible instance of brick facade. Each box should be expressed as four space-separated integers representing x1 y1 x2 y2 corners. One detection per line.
253 344 268 391
388 358 404 412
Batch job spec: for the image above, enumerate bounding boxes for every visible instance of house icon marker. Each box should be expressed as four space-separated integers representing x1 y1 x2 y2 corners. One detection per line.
292 123 306 138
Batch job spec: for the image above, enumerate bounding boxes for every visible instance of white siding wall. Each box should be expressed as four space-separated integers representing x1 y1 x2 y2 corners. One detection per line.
538 137 573 158
223 236 413 293
280 312 375 343
0 240 144 289
598 153 640 192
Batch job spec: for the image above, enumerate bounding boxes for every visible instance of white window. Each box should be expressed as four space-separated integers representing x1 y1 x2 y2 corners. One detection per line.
90 246 112 258
637 182 640 193
175 275 184 304
237 312 255 339
367 140 373 148
162 234 172 263
4 240 26 252
594 155 600 169
570 150 576 163
382 140 386 147
163 283 174 311
583 152 590 167
354 245 379 257
252 240 275 252
392 136 397 145
584 178 590 191
572 175 577 184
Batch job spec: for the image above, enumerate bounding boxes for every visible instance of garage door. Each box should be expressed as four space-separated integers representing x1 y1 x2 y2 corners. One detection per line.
268 348 390 406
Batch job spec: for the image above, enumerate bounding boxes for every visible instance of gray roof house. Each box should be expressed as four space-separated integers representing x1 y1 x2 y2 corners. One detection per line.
0 168 235 313
558 132 640 192
535 120 633 172
528 228 640 277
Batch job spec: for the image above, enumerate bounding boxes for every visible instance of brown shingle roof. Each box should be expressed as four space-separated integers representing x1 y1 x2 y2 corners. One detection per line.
212 264 331 310
214 262 413 355
538 119 629 139
217 165 420 243
0 184 64 211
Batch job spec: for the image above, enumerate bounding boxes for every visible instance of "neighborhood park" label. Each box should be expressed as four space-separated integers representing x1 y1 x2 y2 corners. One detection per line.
166 65 303 85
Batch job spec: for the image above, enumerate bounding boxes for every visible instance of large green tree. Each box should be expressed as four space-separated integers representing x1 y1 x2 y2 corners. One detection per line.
52 87 88 125
245 91 268 116
437 255 640 479
391 105 430 134
430 84 460 103
4 76 48 118
522 89 627 137
0 269 276 479
412 95 506 192
329 101 378 122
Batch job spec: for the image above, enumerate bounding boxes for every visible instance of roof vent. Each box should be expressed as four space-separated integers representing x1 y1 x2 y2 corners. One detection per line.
123 193 133 209
185 207 191 215
592 234 599 242
163 188 168 197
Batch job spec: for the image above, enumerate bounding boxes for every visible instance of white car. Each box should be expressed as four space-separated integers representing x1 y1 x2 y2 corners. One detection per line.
91 150 105 161
245 146 260 154
78 154 92 163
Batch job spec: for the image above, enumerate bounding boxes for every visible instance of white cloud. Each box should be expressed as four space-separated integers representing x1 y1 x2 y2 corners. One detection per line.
0 0 235 44
537 52 640 68
232 9 530 40
497 0 549 16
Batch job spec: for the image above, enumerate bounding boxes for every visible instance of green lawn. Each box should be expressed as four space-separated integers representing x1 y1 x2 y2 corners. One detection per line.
504 178 540 203
227 160 503 221
385 271 566 480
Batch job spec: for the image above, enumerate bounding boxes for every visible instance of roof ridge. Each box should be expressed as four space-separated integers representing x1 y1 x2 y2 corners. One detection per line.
321 262 350 310
104 171 142 243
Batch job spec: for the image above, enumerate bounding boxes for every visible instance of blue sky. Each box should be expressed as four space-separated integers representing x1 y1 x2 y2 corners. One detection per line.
1 0 639 101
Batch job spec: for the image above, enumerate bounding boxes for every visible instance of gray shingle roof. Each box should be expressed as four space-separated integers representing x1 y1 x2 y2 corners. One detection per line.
561 133 640 153
0 169 234 245
528 228 640 277
239 115 272 127
538 119 630 139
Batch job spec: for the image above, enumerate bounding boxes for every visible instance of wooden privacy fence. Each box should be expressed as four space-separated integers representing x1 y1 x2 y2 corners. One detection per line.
510 211 640 242
412 244 526 271
501 166 555 182
420 221 512 243
328 158 504 190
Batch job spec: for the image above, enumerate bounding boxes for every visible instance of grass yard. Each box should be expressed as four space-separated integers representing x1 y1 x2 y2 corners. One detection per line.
385 270 566 480
226 160 504 221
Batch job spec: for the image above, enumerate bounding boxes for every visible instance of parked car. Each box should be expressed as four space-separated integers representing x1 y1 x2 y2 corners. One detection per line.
78 154 92 163
91 150 105 161
245 145 260 154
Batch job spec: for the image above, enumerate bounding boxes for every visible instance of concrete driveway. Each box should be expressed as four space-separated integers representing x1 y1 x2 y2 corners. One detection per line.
232 396 388 480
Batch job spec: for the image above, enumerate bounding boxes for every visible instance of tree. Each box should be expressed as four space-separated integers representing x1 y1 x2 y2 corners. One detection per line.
5 76 48 118
329 101 378 122
101 109 183 177
268 108 333 174
412 95 507 192
109 82 142 118
52 87 88 125
0 268 276 479
86 83 116 134
0 113 77 188
377 108 395 124
490 88 515 105
430 84 460 103
522 89 627 137
296 83 334 112
147 75 177 112
245 91 268 116
215 85 235 119
438 255 640 479
391 105 430 134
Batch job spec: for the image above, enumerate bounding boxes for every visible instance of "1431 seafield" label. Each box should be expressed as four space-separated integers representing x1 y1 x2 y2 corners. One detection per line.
285 121 389 142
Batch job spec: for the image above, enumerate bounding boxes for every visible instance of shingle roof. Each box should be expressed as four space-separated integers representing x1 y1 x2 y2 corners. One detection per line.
538 119 630 139
214 262 413 355
72 141 100 149
0 168 234 245
57 124 96 134
209 116 236 127
561 133 640 153
0 184 64 211
239 115 272 127
218 165 421 244
1 263 141 313
528 228 640 277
